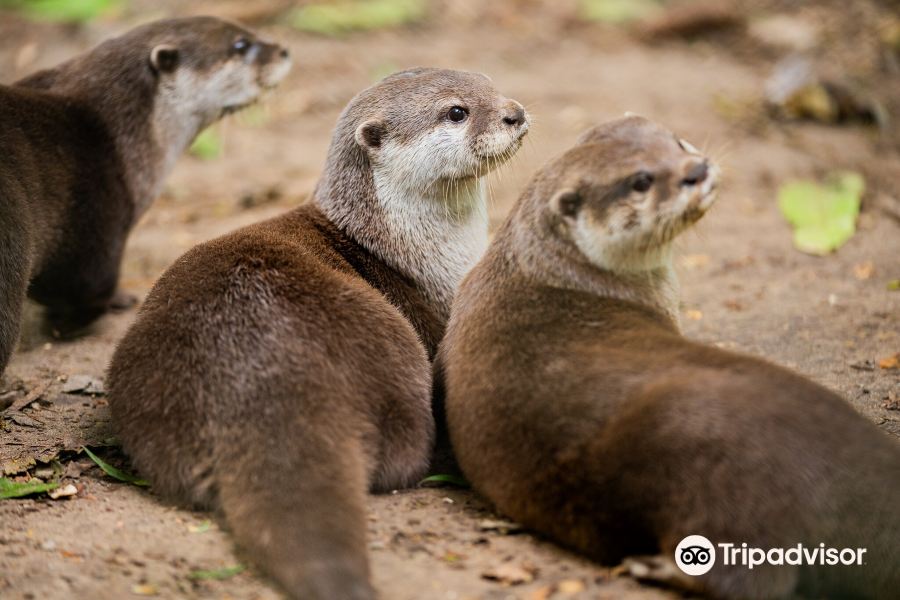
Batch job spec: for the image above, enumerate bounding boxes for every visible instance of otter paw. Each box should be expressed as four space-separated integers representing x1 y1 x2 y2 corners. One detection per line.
618 555 703 594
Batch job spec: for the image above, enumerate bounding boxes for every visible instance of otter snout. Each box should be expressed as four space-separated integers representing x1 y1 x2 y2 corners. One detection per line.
256 41 292 89
685 159 719 214
681 160 708 187
501 100 529 136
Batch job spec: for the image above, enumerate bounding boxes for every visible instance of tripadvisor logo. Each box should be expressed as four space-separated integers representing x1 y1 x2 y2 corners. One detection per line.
675 535 716 575
674 535 868 576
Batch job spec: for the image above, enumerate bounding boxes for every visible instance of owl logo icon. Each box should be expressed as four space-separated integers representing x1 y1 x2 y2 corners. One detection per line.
675 535 716 576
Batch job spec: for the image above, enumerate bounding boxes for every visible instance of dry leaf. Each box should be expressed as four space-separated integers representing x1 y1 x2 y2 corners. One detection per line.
723 299 745 311
853 262 874 280
558 579 586 594
878 353 899 370
131 584 158 596
531 586 553 600
48 483 78 500
685 309 703 321
482 563 536 585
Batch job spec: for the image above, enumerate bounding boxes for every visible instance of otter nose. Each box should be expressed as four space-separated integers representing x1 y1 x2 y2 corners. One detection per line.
502 104 526 127
681 161 708 186
280 48 290 59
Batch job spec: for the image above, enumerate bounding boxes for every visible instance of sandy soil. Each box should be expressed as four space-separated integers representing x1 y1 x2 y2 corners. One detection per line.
1 2 898 599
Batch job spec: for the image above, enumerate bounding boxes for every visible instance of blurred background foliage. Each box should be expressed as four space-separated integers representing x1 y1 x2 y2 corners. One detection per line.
1 0 898 251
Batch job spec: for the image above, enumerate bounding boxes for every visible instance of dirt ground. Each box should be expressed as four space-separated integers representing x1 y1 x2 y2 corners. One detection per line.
1 1 899 599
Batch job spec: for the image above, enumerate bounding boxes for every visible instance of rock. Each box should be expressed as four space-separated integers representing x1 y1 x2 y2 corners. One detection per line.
61 375 105 396
749 14 819 51
48 483 78 500
765 55 885 126
477 519 523 534
482 562 537 585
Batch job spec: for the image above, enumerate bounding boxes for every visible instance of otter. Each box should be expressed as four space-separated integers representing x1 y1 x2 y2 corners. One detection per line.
107 68 528 600
438 116 899 599
0 16 290 375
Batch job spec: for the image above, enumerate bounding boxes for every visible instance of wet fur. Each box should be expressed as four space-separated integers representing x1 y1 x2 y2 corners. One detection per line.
439 116 900 598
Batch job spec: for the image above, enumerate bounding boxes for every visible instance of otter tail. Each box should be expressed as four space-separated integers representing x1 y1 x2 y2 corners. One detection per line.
214 417 376 600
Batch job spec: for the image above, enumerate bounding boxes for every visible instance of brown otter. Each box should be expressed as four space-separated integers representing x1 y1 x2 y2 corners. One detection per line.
0 17 290 376
107 68 528 600
438 116 899 598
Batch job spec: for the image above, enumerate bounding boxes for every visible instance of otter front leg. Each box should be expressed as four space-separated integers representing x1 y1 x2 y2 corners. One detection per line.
0 228 30 375
33 241 129 337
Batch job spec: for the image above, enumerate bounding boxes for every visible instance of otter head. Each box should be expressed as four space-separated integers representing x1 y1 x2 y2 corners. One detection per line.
347 68 529 204
535 115 718 273
316 68 528 314
139 17 291 131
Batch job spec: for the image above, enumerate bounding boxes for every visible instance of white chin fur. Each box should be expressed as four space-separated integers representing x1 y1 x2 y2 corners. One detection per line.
377 125 477 185
475 126 527 161
572 214 674 273
261 58 291 89
370 134 491 313
360 119 526 310
376 121 524 187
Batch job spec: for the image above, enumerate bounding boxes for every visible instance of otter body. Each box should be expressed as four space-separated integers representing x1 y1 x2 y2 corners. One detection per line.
439 116 900 598
0 85 129 363
111 204 437 600
108 68 528 600
0 17 290 374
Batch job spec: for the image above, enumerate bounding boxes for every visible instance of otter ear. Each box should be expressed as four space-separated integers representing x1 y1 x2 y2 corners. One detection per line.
355 120 386 150
553 188 583 220
150 44 179 74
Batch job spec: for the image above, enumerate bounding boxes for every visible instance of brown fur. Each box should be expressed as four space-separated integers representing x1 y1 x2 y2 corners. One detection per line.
108 69 527 600
0 17 289 375
438 116 900 599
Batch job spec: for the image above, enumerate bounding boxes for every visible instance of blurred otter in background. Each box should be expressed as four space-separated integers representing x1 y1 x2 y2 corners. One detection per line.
0 16 290 376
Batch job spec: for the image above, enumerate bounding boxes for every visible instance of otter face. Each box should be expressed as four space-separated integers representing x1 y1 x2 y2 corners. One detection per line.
547 116 718 272
352 68 529 196
145 17 291 130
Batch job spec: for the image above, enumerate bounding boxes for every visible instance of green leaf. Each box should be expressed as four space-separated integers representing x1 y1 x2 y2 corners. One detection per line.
888 279 900 291
82 447 149 487
0 477 59 499
18 0 122 23
287 0 426 36
777 171 864 255
579 0 661 23
419 474 470 488
188 565 246 580
189 128 223 160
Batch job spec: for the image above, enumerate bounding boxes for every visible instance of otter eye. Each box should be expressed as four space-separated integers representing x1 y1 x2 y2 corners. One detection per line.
447 106 468 123
231 38 251 55
632 172 654 193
